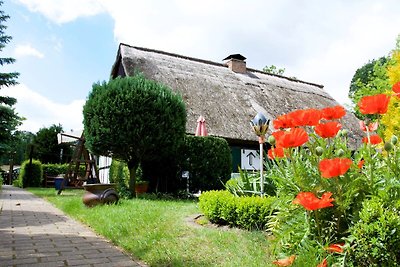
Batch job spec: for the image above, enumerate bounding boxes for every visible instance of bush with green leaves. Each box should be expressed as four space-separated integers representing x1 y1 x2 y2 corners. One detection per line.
42 163 68 176
225 167 276 196
109 159 132 198
199 190 275 230
347 197 400 266
180 136 231 192
17 159 43 187
83 74 186 194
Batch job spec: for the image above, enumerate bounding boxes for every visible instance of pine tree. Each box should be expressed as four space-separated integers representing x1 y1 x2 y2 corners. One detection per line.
0 0 21 155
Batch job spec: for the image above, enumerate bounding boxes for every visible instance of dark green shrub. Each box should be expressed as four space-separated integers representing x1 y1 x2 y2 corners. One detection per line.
199 190 275 230
83 74 186 194
42 163 68 176
18 159 43 187
348 198 400 266
109 159 132 198
180 136 231 192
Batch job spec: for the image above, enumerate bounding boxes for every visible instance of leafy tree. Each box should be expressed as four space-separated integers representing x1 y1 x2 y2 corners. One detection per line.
33 124 72 164
83 74 186 194
263 64 285 75
0 130 35 165
0 1 21 155
348 57 390 119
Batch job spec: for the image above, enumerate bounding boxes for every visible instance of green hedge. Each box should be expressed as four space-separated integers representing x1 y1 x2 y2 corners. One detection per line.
18 159 43 187
199 190 275 230
348 198 400 266
180 136 231 192
42 163 88 178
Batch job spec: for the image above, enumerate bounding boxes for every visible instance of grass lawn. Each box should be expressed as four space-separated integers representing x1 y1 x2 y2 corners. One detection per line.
28 188 273 266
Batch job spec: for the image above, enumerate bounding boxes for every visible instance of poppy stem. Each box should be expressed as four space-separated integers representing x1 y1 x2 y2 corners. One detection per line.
313 210 323 244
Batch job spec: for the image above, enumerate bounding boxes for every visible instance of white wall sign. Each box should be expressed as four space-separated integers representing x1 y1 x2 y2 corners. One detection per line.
241 149 261 170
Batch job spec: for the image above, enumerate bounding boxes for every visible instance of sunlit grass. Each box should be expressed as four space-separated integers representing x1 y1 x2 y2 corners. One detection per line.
28 188 273 266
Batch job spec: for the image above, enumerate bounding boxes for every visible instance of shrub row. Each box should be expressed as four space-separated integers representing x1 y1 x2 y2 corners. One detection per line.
16 159 43 188
199 190 275 230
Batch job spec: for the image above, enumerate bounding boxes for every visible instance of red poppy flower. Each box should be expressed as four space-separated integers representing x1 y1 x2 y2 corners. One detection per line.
290 109 321 127
359 121 378 132
314 121 342 138
362 135 382 145
268 147 285 159
273 114 295 129
357 160 365 169
392 81 400 95
319 158 352 178
324 243 344 253
358 94 390 115
293 192 334 211
317 258 328 267
321 105 346 120
272 255 296 266
272 128 309 148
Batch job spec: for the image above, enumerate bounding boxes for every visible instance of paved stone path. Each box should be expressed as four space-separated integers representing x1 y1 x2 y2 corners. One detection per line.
0 185 147 267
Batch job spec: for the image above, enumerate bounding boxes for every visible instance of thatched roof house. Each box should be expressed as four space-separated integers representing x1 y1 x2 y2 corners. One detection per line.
111 43 362 148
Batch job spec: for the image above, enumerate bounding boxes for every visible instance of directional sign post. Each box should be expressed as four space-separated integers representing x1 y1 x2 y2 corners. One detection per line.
241 149 261 170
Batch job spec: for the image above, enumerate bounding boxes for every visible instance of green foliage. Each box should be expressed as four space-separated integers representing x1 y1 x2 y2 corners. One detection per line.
108 159 132 198
349 57 390 119
42 163 68 176
83 74 186 193
225 167 276 196
0 131 35 165
18 159 43 187
0 1 21 156
347 198 400 266
263 65 285 75
180 135 231 192
199 190 275 230
33 124 72 164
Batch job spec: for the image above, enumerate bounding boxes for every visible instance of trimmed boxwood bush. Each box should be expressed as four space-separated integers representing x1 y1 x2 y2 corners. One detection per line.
18 159 43 187
199 190 275 230
180 136 231 192
348 198 400 266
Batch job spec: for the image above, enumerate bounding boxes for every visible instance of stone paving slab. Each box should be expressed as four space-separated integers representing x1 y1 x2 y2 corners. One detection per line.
0 185 147 267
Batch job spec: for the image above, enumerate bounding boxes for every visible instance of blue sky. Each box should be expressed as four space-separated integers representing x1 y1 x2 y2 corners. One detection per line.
2 0 400 133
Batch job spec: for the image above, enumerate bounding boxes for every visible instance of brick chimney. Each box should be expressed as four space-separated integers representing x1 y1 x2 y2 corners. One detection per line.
223 54 247 73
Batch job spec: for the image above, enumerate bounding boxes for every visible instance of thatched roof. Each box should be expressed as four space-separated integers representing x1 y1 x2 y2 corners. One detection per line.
111 43 363 146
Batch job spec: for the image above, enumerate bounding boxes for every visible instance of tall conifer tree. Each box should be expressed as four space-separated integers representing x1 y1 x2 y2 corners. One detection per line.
0 0 21 155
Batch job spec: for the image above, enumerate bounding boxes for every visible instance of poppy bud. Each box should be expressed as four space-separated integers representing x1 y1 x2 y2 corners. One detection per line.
268 135 276 145
340 129 348 137
391 135 398 145
336 149 345 157
315 146 324 156
384 141 393 151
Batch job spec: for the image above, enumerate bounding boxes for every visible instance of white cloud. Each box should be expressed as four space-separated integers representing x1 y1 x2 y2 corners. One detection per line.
17 0 105 24
2 84 84 133
98 0 400 106
14 0 400 107
14 44 44 59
